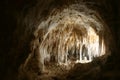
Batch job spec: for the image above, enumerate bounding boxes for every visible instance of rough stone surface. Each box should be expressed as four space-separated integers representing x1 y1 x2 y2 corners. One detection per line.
0 0 120 80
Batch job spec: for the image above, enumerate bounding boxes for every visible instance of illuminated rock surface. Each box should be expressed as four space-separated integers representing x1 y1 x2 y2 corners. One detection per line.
19 2 112 80
33 4 108 71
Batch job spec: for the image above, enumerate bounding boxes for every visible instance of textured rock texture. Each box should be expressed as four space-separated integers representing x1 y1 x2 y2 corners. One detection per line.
0 0 120 80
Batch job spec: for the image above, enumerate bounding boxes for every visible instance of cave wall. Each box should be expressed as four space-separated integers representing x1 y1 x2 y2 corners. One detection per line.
0 0 120 80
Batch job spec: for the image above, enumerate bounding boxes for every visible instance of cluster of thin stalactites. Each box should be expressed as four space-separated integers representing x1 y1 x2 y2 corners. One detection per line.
37 24 106 69
28 4 107 70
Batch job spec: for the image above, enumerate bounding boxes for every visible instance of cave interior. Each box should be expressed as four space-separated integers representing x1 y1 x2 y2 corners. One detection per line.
0 0 120 80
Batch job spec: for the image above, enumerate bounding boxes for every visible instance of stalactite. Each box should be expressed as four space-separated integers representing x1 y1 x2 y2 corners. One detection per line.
31 3 109 71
